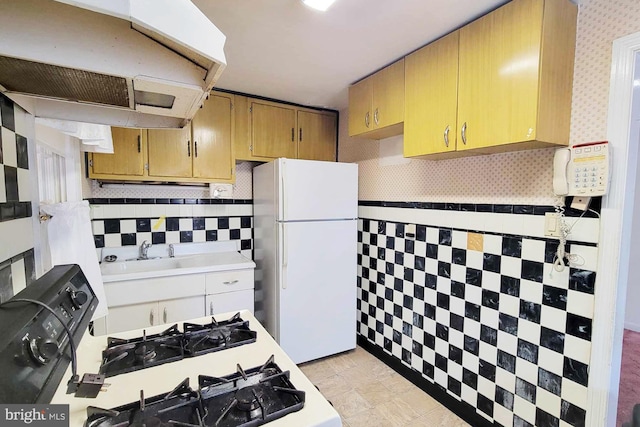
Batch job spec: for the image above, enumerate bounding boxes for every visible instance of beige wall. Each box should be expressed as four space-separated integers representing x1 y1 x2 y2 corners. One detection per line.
339 0 640 204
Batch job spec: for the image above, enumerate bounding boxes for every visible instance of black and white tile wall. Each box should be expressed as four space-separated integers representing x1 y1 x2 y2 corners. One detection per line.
0 93 36 302
88 199 253 259
356 202 599 427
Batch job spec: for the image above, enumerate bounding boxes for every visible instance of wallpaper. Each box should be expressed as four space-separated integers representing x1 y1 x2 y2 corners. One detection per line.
338 0 640 205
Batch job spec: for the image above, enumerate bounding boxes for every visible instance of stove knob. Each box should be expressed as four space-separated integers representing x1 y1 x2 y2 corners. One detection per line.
28 338 59 365
70 290 88 309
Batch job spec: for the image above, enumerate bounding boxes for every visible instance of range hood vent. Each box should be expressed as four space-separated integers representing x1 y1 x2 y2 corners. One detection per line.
0 0 226 129
0 56 131 108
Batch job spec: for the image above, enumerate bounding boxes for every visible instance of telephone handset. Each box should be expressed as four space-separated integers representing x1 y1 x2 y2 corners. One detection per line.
553 141 610 196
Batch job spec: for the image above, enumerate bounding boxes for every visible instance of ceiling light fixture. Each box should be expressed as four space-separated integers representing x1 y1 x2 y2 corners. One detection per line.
301 0 337 12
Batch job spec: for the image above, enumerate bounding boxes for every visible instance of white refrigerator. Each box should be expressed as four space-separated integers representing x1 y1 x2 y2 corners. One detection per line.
253 158 358 364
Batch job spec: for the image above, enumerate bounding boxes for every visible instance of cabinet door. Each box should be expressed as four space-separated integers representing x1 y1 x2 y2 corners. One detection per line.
160 296 205 324
297 111 337 161
147 127 192 177
348 76 372 136
206 290 254 316
251 101 296 158
91 128 145 176
192 93 234 180
404 32 459 157
458 0 543 150
106 301 158 334
372 59 405 129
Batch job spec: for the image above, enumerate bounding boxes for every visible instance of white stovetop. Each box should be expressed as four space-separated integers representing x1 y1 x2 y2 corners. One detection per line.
51 310 341 427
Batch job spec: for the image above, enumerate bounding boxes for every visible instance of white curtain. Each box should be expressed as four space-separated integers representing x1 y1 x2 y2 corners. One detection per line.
40 201 108 319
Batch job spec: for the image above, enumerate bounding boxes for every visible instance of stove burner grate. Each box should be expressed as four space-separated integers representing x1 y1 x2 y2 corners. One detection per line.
86 356 305 427
98 314 257 378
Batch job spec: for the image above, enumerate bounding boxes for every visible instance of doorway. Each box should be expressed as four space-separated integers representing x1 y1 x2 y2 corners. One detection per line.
591 33 640 426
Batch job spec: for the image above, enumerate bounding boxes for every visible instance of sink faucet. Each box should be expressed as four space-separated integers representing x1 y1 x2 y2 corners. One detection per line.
139 240 152 260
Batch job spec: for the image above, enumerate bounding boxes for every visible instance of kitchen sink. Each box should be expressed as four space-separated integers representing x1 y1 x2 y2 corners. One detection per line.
99 241 255 283
100 253 227 276
100 257 182 275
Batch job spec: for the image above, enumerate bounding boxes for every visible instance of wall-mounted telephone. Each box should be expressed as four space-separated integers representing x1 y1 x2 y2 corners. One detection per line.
553 141 610 196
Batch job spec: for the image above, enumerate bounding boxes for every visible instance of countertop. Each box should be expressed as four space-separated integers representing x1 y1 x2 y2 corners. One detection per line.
51 310 341 427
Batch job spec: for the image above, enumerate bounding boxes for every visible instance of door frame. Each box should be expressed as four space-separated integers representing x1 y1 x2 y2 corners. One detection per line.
587 32 640 426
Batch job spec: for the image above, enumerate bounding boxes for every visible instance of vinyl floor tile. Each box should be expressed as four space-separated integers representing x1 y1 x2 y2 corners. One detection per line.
299 359 338 382
300 345 468 426
332 389 373 419
376 397 421 426
354 381 394 406
314 374 354 401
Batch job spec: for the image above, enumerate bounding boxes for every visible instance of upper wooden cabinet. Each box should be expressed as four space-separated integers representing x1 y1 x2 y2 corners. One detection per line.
297 111 337 162
250 100 297 159
147 93 235 181
404 31 460 157
147 127 192 178
456 0 576 153
89 92 235 183
234 95 338 162
348 59 405 139
90 128 145 177
192 93 234 181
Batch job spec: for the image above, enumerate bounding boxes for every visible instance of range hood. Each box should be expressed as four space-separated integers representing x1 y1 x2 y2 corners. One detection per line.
0 0 226 128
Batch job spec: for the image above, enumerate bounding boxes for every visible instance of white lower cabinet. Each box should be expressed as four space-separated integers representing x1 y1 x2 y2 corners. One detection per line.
206 290 254 316
205 269 255 316
93 267 255 335
105 296 205 334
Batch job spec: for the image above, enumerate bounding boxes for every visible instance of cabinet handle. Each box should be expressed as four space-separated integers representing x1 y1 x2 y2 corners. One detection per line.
137 135 141 153
444 125 450 148
223 280 239 285
194 141 198 158
150 308 154 325
299 128 303 142
291 128 294 142
163 307 167 323
461 122 467 145
187 140 191 157
374 108 379 126
209 301 214 315
365 112 370 128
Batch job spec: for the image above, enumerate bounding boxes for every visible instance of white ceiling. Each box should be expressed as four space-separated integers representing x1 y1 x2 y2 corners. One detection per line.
194 0 509 111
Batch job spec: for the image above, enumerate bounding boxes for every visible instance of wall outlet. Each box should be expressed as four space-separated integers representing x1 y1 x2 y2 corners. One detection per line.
571 196 591 211
544 212 562 237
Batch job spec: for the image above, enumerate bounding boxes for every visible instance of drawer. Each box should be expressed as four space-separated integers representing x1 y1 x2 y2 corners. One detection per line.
205 269 254 295
105 274 206 307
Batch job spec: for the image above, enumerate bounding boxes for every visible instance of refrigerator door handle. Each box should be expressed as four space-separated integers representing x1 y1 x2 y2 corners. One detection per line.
282 222 288 289
281 160 286 220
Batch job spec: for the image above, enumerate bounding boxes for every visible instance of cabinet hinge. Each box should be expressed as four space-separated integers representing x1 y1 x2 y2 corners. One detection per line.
230 103 234 110
249 145 253 152
88 159 93 167
144 163 149 170
249 106 252 113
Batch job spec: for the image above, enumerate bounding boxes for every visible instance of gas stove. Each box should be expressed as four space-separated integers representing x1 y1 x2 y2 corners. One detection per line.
0 265 341 426
86 355 305 427
51 311 342 427
99 314 257 377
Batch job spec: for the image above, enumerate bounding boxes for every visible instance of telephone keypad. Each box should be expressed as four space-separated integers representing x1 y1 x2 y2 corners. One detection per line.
570 142 609 195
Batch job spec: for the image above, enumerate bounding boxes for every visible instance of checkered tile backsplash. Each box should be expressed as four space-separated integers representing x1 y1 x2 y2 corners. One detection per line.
0 249 36 303
356 203 598 427
0 94 35 302
89 199 253 259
